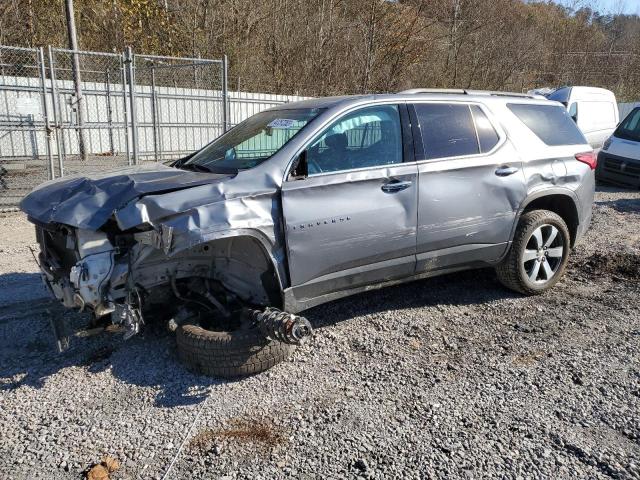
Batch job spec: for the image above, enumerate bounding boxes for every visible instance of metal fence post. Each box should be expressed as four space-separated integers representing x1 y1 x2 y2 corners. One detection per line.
120 54 131 166
156 68 164 161
194 54 200 88
47 46 65 177
126 47 139 164
71 52 87 162
37 47 55 180
150 65 160 162
222 54 229 132
65 0 87 161
105 69 114 155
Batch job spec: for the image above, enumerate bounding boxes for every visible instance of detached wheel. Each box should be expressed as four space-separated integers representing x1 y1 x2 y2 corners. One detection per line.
496 209 570 295
176 324 293 378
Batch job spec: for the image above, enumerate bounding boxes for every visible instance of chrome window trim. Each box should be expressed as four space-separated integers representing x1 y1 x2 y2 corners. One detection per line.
469 104 483 153
283 99 409 182
283 99 508 181
287 161 416 181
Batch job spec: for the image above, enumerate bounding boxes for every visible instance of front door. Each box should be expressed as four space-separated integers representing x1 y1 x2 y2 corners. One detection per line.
281 104 418 301
410 102 527 272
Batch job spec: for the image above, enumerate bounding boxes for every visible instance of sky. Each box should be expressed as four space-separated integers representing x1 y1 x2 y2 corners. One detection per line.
554 0 640 15
594 0 640 14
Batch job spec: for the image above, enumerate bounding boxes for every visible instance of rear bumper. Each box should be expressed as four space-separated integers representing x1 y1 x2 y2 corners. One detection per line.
574 169 595 245
596 152 640 188
576 204 592 244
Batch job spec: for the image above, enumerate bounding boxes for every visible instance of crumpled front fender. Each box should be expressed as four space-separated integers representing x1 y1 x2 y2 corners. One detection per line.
127 190 289 292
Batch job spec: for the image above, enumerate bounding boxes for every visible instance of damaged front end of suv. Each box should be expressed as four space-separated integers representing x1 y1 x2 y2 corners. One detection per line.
24 167 313 375
22 144 314 377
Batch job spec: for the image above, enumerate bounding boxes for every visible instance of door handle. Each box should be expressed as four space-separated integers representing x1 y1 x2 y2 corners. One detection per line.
381 180 412 193
495 166 519 177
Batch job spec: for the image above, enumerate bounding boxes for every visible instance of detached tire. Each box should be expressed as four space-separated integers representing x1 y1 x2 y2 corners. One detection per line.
496 209 571 295
176 324 293 378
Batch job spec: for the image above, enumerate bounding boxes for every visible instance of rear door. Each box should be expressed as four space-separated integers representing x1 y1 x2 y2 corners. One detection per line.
281 103 418 300
410 102 526 272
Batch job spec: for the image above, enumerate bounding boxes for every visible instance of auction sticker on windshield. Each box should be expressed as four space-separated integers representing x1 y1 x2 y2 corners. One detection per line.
267 118 298 129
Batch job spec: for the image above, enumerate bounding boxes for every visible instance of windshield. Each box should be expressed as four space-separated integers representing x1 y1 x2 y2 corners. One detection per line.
614 108 640 142
181 107 324 172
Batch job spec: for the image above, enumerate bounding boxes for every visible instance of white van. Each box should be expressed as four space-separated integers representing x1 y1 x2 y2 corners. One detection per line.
548 86 619 150
597 106 640 188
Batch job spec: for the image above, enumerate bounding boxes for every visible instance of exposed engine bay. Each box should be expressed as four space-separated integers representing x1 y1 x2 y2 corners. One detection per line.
34 220 311 346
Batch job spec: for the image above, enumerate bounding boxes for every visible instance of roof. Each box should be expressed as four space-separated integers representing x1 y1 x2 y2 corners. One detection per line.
269 89 555 112
267 95 370 110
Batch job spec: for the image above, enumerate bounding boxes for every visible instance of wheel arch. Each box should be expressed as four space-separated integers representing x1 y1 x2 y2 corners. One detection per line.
170 228 287 308
516 190 580 247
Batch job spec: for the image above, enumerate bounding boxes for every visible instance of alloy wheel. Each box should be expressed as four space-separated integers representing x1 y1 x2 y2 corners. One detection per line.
522 224 565 284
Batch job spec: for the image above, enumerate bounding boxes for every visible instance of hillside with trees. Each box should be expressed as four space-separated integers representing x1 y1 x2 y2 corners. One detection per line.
1 0 638 100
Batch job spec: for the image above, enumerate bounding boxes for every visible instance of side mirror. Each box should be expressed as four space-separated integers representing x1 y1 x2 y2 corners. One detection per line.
289 151 308 180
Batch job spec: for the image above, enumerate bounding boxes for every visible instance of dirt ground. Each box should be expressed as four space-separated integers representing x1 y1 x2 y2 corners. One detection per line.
0 185 639 479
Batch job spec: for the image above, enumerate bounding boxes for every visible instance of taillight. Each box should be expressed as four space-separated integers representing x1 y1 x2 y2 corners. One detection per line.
575 151 597 170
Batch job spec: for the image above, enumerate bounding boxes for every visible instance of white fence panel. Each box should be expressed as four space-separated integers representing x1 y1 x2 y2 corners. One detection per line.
0 75 51 159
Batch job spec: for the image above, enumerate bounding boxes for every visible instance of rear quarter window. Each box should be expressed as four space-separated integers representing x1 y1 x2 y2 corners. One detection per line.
507 103 587 146
470 105 500 153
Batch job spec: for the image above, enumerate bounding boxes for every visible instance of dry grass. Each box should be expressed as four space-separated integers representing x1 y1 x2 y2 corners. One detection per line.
189 417 286 454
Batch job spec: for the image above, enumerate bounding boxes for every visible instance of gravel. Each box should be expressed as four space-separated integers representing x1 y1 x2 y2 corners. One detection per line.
1 185 639 479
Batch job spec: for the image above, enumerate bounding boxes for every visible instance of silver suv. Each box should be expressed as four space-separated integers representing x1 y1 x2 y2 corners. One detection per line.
21 90 596 377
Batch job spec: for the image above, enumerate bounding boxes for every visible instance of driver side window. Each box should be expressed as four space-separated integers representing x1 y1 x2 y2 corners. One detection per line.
306 104 403 175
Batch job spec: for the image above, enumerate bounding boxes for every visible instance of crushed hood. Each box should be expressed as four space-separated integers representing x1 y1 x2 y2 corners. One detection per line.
20 163 232 230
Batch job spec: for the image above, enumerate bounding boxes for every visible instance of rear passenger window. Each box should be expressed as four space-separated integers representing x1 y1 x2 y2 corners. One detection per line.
507 103 587 146
471 105 500 153
414 103 479 159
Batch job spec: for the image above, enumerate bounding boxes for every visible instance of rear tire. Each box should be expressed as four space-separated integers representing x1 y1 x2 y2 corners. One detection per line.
176 324 292 378
496 209 570 295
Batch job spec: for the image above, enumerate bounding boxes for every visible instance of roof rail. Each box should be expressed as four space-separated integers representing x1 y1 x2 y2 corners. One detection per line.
466 90 546 99
398 88 545 100
399 88 467 95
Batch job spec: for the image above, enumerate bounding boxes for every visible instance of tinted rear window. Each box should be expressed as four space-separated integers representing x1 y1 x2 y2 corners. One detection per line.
414 103 479 159
507 103 587 146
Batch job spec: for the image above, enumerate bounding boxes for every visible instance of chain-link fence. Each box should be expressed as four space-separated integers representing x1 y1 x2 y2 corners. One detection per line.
0 45 311 208
0 46 53 207
133 53 226 163
48 47 130 177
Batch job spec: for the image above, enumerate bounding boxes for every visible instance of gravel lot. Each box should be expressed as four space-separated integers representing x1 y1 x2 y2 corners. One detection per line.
1 186 639 479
